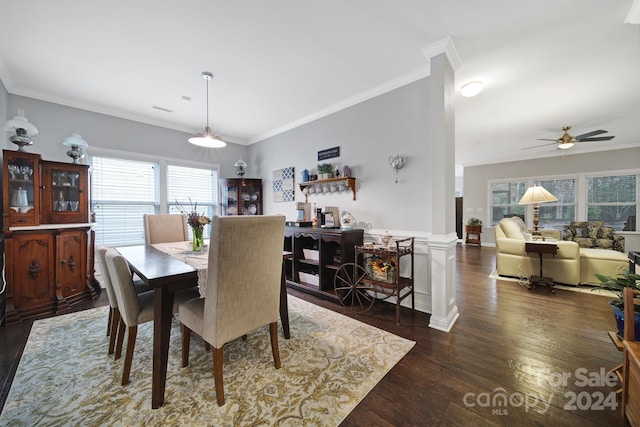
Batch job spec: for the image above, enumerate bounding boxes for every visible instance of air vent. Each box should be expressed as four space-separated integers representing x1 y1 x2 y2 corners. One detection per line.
152 105 173 113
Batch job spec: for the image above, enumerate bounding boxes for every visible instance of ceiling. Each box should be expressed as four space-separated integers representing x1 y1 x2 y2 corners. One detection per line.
1 1 639 169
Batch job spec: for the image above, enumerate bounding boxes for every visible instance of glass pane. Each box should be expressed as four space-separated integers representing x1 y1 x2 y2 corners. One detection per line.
490 181 526 226
536 179 575 203
538 205 575 230
8 157 35 211
587 174 637 229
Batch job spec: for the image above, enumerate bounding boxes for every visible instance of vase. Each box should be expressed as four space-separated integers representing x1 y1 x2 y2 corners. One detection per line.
192 226 204 252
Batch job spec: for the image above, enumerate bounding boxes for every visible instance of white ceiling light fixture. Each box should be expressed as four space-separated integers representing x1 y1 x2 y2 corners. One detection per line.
461 81 484 97
188 71 226 148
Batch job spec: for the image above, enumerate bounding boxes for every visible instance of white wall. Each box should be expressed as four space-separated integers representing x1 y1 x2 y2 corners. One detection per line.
463 147 640 252
249 77 432 232
5 95 249 177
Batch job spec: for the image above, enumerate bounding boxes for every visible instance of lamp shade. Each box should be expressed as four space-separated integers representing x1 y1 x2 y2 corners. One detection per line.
62 133 89 148
188 127 227 148
518 185 558 205
3 111 39 136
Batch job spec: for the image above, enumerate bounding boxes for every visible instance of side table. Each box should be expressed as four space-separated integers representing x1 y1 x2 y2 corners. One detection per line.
525 241 558 293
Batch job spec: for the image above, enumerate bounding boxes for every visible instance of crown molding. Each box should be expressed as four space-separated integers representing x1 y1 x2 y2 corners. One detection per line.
249 65 430 144
626 0 640 24
421 37 461 72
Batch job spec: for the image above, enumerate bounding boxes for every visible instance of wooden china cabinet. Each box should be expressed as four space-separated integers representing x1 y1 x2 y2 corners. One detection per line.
219 178 262 216
2 149 96 324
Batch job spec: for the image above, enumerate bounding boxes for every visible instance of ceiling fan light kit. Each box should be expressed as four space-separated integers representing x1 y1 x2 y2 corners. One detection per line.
188 71 226 148
526 125 615 151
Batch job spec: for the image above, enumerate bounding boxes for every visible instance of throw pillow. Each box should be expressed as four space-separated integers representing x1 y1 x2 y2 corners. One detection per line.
500 218 525 240
588 226 614 240
594 239 613 250
574 237 594 248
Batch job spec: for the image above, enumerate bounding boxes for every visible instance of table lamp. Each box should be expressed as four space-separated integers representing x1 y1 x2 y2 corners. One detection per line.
518 185 558 240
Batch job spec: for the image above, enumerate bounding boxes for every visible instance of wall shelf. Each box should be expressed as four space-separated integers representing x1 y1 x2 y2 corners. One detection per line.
299 177 356 202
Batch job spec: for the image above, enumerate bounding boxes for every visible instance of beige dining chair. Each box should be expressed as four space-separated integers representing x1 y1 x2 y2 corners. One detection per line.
96 244 152 356
143 213 189 244
178 215 286 406
105 248 200 386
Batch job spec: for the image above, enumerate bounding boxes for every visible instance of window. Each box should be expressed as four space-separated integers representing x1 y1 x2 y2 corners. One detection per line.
535 178 576 230
167 164 218 239
490 181 526 226
90 156 159 246
587 174 637 231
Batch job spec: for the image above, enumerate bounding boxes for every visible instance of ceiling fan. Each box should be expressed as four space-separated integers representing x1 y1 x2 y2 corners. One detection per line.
526 126 615 150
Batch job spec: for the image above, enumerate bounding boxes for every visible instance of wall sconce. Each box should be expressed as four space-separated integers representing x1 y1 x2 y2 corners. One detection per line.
388 155 406 183
234 158 247 177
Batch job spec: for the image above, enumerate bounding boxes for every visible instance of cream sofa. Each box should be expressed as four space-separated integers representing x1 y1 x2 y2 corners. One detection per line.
494 217 627 286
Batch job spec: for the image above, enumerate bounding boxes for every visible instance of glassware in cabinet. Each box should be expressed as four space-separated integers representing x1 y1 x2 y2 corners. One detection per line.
3 150 40 227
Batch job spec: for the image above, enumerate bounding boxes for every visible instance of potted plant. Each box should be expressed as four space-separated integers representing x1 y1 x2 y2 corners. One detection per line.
317 163 333 180
465 217 482 232
595 270 640 340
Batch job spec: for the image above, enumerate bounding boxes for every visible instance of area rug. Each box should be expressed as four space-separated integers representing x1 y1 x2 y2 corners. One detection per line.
488 269 617 297
0 296 415 426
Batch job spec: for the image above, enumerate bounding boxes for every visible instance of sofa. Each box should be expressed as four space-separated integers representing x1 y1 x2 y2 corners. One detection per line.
494 217 627 286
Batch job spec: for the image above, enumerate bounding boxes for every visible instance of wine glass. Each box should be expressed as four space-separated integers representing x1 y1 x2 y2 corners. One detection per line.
20 166 33 181
7 165 19 179
69 173 79 187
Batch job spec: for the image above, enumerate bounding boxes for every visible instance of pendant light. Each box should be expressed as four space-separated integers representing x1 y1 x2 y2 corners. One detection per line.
188 71 226 148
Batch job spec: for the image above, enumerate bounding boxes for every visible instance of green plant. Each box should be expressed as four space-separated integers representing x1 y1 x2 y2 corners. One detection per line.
467 217 482 226
317 163 332 174
594 270 640 309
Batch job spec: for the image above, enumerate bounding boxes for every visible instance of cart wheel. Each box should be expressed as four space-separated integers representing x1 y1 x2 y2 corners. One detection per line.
334 263 376 313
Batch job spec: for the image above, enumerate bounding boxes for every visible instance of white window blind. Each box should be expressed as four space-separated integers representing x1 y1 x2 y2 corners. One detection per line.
167 164 217 239
90 155 159 246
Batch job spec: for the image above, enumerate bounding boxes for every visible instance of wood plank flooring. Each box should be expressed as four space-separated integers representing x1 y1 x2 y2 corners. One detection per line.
0 244 627 426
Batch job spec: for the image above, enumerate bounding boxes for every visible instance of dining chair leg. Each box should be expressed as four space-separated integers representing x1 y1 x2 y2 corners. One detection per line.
114 318 126 360
213 346 225 406
269 322 281 369
181 324 191 368
242 334 248 341
122 325 137 386
106 307 113 337
108 309 121 355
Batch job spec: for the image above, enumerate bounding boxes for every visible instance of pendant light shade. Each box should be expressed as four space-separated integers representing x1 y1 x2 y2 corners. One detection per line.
188 71 226 148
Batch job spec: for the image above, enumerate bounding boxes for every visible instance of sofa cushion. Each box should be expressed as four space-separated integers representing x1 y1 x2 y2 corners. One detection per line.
588 226 614 240
501 218 525 240
574 237 594 248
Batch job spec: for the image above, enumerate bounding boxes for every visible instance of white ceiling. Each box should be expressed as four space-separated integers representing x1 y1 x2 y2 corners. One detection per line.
1 0 639 168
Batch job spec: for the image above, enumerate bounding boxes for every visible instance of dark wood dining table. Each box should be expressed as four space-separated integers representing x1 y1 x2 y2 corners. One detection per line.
116 244 291 409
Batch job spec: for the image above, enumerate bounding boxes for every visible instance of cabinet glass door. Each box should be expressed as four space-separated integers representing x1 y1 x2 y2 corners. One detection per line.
239 183 261 215
5 152 39 226
42 162 88 224
220 179 262 216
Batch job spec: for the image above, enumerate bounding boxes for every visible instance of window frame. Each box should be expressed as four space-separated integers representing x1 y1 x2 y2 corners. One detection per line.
89 147 220 246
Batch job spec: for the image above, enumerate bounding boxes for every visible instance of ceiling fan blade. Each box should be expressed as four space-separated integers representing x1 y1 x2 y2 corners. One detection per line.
578 136 615 142
524 142 558 150
574 129 607 139
536 138 559 142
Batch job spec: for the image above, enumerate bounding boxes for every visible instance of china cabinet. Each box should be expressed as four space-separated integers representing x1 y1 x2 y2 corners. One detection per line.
283 226 363 302
2 149 95 324
219 178 262 216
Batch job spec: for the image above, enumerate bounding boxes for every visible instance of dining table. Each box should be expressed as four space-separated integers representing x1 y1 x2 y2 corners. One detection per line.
115 241 291 409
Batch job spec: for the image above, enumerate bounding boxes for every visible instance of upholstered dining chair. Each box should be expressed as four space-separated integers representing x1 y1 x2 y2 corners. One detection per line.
96 244 151 356
178 215 286 406
143 213 189 244
105 248 200 386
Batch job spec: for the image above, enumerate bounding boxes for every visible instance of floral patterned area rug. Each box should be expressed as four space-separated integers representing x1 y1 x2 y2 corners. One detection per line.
0 296 415 426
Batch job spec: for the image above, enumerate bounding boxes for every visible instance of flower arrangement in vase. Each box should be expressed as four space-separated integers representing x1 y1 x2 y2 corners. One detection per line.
176 198 211 251
366 255 397 283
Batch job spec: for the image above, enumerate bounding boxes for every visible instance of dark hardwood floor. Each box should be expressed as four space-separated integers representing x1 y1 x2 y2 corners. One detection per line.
0 244 627 426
